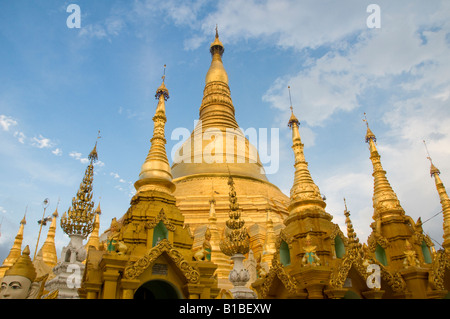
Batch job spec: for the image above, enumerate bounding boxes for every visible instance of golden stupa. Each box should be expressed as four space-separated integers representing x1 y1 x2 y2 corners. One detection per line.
171 27 289 287
2 28 450 300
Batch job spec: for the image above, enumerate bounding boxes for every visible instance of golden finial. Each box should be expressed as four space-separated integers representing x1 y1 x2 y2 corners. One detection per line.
287 86 300 128
156 64 169 101
424 140 440 177
88 131 100 163
210 24 224 55
363 112 369 128
364 112 376 143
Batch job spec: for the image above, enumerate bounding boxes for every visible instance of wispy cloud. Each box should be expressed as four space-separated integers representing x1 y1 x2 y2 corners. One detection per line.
13 131 26 144
52 148 63 156
31 134 54 149
69 151 105 167
69 151 89 164
0 115 17 131
110 171 135 197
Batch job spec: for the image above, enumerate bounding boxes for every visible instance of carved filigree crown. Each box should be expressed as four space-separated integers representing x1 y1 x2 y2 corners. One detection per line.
219 176 250 256
61 142 98 238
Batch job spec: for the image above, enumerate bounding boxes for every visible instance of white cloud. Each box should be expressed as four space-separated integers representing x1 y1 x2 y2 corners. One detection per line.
110 172 120 179
52 148 62 156
69 151 89 164
31 134 54 149
0 115 17 131
0 207 6 214
79 24 108 39
94 160 105 168
13 131 26 144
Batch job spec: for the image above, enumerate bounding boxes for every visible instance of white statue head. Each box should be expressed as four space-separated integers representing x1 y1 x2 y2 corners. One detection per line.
0 246 38 299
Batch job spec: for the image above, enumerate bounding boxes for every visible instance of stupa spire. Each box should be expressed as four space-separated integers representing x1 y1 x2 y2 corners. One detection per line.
40 207 58 267
287 86 325 212
199 26 238 130
86 202 102 251
424 140 450 249
363 113 405 219
344 198 359 247
135 65 175 194
0 213 27 277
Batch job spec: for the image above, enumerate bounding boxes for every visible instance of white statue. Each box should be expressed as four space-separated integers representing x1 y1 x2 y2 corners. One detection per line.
0 246 57 299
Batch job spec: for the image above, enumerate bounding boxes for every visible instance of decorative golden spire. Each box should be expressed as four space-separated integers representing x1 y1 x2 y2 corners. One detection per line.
219 175 250 256
287 87 325 213
135 65 175 194
206 24 227 84
424 140 450 249
0 214 27 277
4 246 37 283
200 26 237 129
344 198 359 248
364 113 404 219
86 202 102 251
61 140 98 238
40 207 58 267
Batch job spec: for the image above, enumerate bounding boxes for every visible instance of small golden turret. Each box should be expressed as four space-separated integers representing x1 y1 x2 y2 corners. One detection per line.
424 140 450 250
287 87 325 215
40 208 58 268
135 65 175 195
0 215 27 278
364 113 405 219
86 202 102 251
344 198 360 248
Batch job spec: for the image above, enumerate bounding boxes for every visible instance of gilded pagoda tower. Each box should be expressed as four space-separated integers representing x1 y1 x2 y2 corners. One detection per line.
170 28 289 286
81 70 219 299
0 215 27 278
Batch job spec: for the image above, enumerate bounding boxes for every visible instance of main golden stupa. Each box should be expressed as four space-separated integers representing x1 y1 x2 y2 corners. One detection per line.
170 28 289 287
2 29 450 300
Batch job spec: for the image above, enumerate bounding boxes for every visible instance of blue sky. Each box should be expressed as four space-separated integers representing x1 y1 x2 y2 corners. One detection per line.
1 0 450 262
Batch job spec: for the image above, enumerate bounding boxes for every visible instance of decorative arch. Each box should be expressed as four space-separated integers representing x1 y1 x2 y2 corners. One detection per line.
257 260 299 298
123 239 200 284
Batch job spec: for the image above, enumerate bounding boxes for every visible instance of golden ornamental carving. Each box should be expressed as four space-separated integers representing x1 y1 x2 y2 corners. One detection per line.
429 250 450 291
329 255 367 289
259 260 299 298
61 142 98 238
329 223 348 245
123 239 200 283
367 231 389 252
377 261 408 293
145 209 176 232
219 176 250 256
